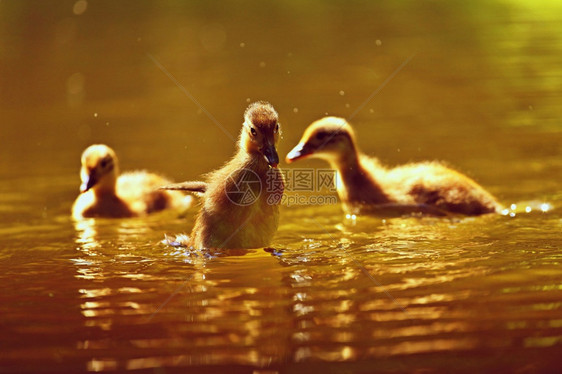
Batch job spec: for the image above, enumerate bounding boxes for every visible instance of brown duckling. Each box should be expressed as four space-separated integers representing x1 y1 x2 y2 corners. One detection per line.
286 117 501 216
72 144 192 219
163 101 284 249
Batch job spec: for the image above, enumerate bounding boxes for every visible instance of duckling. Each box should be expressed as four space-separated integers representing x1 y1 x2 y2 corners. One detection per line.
72 144 192 219
286 117 501 216
164 101 284 249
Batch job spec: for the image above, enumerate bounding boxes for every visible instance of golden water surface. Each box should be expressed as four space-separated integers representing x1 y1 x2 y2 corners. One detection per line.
1 1 561 373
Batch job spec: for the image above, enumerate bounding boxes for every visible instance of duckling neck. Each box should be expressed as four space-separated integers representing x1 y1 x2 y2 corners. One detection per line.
236 147 269 173
93 177 118 198
94 186 116 198
329 150 389 204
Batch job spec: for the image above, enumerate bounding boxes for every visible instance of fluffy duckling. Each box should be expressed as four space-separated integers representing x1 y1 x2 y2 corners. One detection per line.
72 144 192 219
164 101 284 249
286 117 501 216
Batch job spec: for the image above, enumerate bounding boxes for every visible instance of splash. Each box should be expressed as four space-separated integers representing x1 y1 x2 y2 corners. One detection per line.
500 201 552 217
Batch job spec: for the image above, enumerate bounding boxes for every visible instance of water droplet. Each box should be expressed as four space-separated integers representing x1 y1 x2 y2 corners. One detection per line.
540 203 550 212
369 108 374 113
293 108 299 113
73 0 88 15
246 98 251 103
240 42 246 48
375 39 382 46
510 203 517 210
339 90 345 96
345 103 350 108
93 112 98 118
525 206 532 213
259 61 266 68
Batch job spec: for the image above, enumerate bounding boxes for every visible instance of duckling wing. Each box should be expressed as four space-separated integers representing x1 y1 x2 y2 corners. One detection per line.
383 162 500 215
159 181 207 195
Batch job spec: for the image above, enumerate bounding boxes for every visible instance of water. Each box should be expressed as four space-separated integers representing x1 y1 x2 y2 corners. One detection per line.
1 1 562 372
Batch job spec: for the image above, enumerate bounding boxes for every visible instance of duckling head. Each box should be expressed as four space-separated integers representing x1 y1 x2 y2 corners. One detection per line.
79 144 119 193
286 117 356 164
240 101 281 168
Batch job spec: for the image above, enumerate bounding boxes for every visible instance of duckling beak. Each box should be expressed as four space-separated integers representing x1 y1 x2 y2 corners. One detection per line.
80 173 97 193
263 145 279 168
285 142 314 163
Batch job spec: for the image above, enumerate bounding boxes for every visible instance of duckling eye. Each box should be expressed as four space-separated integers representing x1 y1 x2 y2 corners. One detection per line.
316 132 327 140
100 159 107 168
250 127 257 137
274 124 279 133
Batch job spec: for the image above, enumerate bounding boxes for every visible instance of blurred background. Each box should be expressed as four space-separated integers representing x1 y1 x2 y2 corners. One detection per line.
2 0 561 207
1 1 562 373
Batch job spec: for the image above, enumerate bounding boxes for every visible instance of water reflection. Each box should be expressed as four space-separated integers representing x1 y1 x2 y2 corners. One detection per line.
72 218 296 370
66 195 562 369
272 208 560 362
